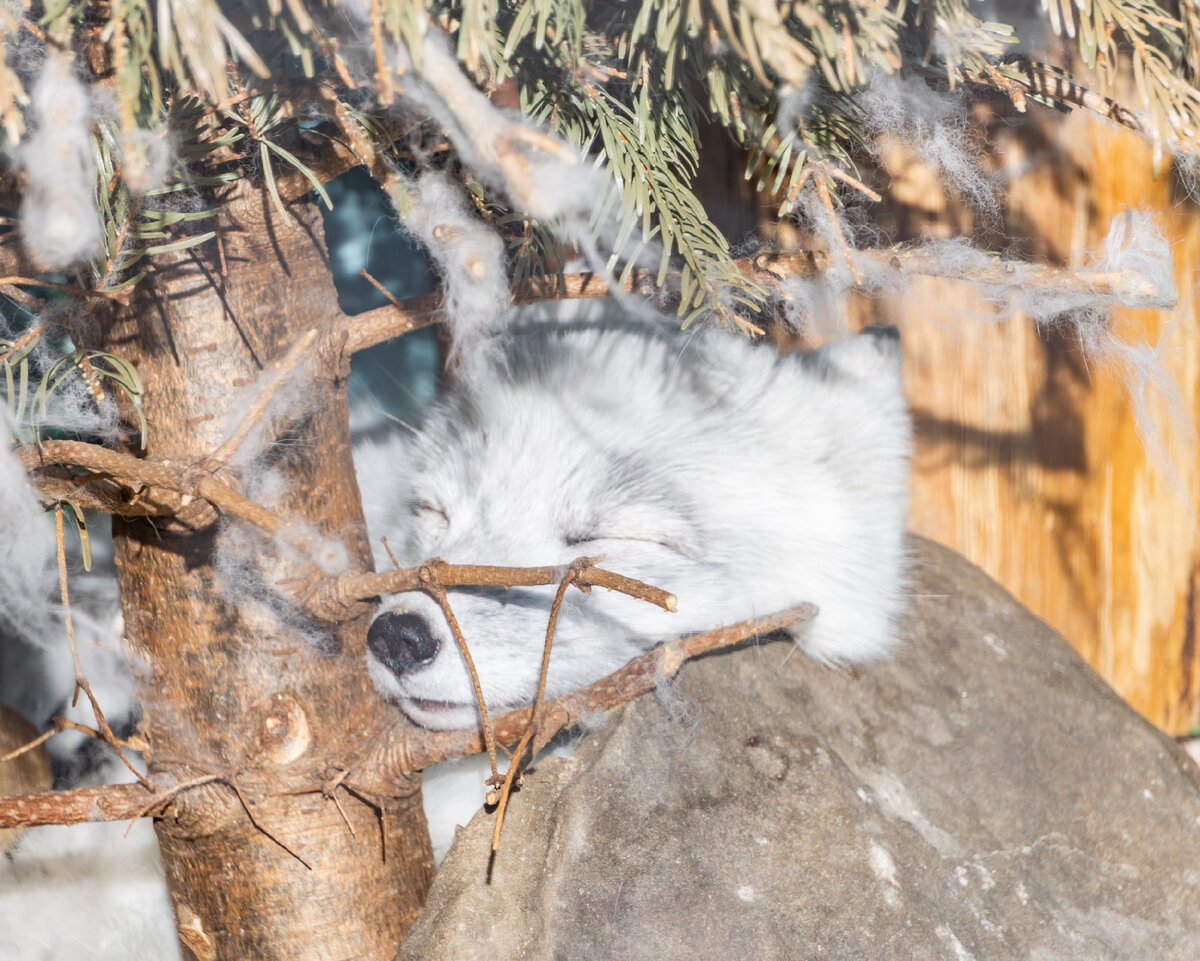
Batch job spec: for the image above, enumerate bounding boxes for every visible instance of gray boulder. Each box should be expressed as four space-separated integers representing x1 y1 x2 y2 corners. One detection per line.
398 537 1200 960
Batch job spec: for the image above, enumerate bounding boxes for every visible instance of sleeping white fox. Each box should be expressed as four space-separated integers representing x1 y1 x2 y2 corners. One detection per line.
356 315 911 731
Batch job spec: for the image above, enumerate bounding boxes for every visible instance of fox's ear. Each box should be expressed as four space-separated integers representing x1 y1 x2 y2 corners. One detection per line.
811 326 901 381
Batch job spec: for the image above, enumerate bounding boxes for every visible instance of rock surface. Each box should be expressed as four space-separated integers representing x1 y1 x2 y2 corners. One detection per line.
397 537 1200 961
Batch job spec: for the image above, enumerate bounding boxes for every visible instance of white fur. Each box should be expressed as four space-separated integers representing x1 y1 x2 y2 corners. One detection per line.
358 316 911 730
0 791 181 961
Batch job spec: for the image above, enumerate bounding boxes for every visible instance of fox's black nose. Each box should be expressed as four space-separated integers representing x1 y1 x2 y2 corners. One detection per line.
367 611 440 675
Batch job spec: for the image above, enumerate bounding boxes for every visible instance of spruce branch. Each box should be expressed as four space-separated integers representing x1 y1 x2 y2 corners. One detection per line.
1041 0 1200 163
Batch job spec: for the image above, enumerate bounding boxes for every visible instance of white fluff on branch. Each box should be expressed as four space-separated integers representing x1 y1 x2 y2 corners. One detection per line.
17 52 104 269
400 33 606 224
387 169 509 363
858 73 999 217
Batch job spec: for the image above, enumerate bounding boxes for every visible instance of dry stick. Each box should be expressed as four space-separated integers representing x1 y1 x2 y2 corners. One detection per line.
226 778 313 870
20 440 291 536
359 268 407 312
422 579 500 782
128 774 222 825
489 564 578 852
827 165 882 203
395 603 819 774
205 328 318 470
945 61 1153 140
321 768 359 842
0 727 55 763
0 323 43 362
337 241 1175 360
125 772 312 869
0 605 818 830
336 557 676 613
53 507 150 790
370 0 394 104
0 715 145 764
338 267 664 355
813 172 863 286
0 781 150 828
529 565 582 749
747 249 1174 307
0 276 123 300
0 282 41 311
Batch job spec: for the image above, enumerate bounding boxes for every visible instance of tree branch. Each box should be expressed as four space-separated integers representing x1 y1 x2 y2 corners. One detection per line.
17 439 290 534
333 244 1175 357
323 556 677 619
358 602 817 788
336 267 665 355
746 249 1174 308
0 603 815 829
999 61 1152 139
0 781 151 828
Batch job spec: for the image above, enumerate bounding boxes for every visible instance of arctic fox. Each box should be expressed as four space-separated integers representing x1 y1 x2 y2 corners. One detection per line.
356 315 911 731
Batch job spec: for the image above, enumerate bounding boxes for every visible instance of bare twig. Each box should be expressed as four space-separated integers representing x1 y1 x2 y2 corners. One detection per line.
370 0 394 105
128 774 222 824
332 556 676 615
748 249 1175 309
320 768 359 842
382 603 819 776
358 268 408 313
422 578 500 782
0 323 43 362
783 163 869 286
20 440 291 535
964 61 1152 139
0 715 145 763
335 235 1175 358
380 536 402 571
205 328 318 471
530 564 580 747
0 276 123 300
28 468 185 518
827 165 882 202
53 508 150 789
0 726 55 763
313 84 400 188
489 561 580 851
226 778 313 870
0 781 151 829
0 605 818 830
336 266 664 355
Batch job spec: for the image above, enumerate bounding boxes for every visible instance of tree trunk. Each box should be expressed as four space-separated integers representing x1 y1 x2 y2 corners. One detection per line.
89 180 433 960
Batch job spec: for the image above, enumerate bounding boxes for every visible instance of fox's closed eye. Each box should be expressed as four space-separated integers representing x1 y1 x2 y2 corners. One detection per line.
564 531 690 554
412 499 450 532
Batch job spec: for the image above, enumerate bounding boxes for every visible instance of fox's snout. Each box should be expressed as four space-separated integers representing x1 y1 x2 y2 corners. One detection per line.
367 611 441 677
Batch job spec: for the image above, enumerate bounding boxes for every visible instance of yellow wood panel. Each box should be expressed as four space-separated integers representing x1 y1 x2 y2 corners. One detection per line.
899 113 1200 734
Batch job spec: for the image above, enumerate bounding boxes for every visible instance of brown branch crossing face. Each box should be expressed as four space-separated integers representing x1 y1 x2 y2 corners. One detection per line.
0 603 816 831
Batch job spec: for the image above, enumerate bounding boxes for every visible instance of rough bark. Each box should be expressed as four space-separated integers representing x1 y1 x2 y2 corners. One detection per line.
84 181 433 960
